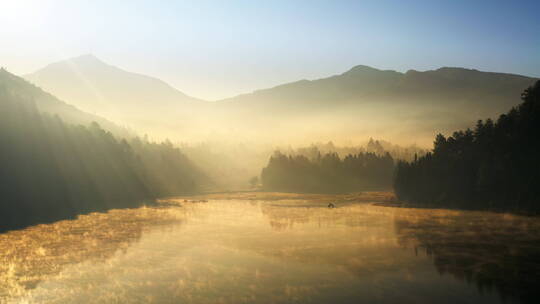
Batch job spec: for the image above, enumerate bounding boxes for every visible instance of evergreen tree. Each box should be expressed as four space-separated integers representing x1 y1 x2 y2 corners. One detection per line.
0 71 206 231
394 81 540 212
261 151 394 193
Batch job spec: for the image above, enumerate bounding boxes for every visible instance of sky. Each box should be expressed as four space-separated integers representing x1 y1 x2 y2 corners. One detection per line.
0 0 539 100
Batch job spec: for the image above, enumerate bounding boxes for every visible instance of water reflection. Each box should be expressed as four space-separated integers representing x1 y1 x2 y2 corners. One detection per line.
394 209 540 304
0 206 184 301
1 199 537 303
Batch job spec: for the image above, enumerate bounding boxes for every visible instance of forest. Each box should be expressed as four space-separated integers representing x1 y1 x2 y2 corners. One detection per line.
0 70 205 231
2 65 538 232
261 150 394 193
394 81 540 213
284 139 426 162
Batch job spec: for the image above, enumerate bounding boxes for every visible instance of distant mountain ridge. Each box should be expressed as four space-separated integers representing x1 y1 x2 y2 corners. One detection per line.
26 54 202 107
220 65 535 110
24 55 208 137
24 55 538 145
215 64 537 144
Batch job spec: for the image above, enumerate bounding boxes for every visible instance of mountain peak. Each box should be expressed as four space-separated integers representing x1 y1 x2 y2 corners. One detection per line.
67 54 107 66
435 66 477 73
38 54 110 72
342 65 402 78
345 65 380 74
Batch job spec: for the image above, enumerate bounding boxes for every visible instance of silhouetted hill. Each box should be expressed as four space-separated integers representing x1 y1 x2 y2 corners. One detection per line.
24 55 209 137
221 65 536 114
25 56 538 145
0 69 206 231
25 54 203 109
218 65 537 144
0 68 129 137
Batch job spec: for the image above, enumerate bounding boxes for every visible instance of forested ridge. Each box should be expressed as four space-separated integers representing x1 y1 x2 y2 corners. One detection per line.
394 81 540 212
261 151 394 193
0 69 205 231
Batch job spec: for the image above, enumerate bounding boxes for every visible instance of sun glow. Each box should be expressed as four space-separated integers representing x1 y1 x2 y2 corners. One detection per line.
0 1 51 30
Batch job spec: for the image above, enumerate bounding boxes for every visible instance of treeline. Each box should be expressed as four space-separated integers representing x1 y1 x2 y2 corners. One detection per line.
261 151 394 193
0 73 205 231
394 81 540 212
284 139 426 162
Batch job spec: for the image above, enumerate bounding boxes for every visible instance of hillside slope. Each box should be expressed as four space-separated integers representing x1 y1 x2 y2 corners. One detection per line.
26 57 538 145
0 69 206 231
218 66 537 144
25 55 209 138
1 68 129 137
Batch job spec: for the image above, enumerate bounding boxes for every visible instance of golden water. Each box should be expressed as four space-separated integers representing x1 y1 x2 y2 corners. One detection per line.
1 199 539 303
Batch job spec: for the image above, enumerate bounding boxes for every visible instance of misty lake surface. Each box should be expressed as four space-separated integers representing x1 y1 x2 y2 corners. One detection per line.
1 198 539 304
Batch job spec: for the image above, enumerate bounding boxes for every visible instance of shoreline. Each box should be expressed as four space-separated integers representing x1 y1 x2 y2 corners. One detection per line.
160 191 397 204
162 191 540 217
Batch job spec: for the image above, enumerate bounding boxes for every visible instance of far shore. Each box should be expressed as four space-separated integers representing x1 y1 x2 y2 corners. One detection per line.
159 191 397 205
160 191 540 216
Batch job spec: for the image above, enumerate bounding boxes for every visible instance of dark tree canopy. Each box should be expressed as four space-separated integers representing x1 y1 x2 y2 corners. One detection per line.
394 81 540 212
0 71 206 231
261 151 394 193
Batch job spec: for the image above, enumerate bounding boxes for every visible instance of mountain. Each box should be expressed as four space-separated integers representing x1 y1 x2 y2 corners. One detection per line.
0 67 129 137
26 56 538 145
218 65 538 144
221 65 536 115
24 55 208 138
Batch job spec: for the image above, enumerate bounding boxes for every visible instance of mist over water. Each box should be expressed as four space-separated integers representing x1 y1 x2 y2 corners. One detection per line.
1 2 539 303
2 199 536 303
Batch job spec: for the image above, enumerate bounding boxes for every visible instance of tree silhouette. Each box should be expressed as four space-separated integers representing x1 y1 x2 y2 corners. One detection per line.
0 70 206 231
261 150 394 193
394 81 540 212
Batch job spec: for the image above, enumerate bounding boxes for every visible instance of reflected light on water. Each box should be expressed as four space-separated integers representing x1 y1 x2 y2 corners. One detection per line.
1 199 537 303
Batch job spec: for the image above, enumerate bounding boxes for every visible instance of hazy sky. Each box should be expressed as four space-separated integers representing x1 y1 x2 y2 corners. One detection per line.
1 0 539 100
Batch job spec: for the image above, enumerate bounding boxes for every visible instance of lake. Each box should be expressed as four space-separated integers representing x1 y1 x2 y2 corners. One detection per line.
1 195 539 303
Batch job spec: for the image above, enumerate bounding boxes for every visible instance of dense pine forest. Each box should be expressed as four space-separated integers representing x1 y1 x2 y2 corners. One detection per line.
261 151 394 193
394 81 540 212
288 139 427 162
0 69 205 231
